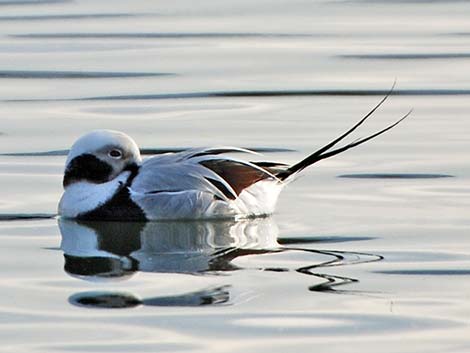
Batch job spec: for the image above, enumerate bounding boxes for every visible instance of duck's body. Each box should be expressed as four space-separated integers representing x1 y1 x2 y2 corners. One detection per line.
59 144 284 220
58 97 409 221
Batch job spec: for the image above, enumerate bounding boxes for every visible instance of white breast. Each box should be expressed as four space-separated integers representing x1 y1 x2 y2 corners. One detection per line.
58 171 131 218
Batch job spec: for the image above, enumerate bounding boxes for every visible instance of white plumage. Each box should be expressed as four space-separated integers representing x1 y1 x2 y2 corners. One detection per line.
128 147 284 219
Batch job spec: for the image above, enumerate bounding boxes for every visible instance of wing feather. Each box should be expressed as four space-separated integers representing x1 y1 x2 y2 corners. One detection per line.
130 147 281 202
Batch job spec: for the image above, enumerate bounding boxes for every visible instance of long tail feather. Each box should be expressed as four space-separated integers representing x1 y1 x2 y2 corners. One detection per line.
306 110 412 162
307 81 396 159
278 93 410 180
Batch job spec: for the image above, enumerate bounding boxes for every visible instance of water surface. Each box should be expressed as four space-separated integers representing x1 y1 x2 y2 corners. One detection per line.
0 1 470 352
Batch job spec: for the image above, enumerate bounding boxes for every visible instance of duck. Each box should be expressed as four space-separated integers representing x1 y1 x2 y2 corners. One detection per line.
58 97 410 221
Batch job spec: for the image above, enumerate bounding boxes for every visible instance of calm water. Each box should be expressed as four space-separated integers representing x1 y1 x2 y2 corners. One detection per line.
1 0 470 352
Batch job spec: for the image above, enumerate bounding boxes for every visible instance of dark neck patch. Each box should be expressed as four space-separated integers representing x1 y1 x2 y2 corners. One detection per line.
77 186 147 221
123 162 140 186
63 154 113 187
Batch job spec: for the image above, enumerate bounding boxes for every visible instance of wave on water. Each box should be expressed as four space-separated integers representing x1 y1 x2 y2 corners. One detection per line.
0 13 151 21
341 53 470 60
338 173 454 179
0 0 70 6
0 213 56 221
278 236 375 244
376 269 470 275
0 70 174 79
7 89 470 103
11 32 323 39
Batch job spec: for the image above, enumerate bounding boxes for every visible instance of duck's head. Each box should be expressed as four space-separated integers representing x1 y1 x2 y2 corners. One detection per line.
63 130 142 187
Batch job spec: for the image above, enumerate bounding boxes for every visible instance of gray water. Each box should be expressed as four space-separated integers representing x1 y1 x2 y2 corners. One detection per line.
1 0 470 352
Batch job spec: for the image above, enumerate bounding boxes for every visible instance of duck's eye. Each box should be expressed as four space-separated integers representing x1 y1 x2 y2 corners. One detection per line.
108 149 122 159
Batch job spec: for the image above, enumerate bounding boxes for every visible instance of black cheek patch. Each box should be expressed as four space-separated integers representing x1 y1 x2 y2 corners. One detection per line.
63 154 113 187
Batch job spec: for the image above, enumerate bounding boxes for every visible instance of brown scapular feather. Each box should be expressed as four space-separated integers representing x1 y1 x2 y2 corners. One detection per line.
200 160 272 198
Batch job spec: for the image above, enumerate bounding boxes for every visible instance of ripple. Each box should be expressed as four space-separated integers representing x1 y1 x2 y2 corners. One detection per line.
349 0 469 3
9 89 470 102
0 13 149 21
0 213 56 221
278 236 375 245
54 343 194 352
308 274 358 292
0 0 70 5
382 251 470 263
376 269 470 276
228 312 458 335
0 70 174 79
341 53 470 60
338 173 454 179
11 32 321 39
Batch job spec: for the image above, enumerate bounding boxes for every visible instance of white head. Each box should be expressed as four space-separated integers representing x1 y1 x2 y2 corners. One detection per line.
63 130 142 187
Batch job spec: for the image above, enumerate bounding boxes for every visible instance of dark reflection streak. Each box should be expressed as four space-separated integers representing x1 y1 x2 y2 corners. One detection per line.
69 286 231 309
79 89 470 98
308 273 358 293
0 213 56 221
69 292 141 309
0 14 146 21
320 250 384 267
341 53 470 60
338 173 454 179
278 236 375 244
263 267 289 272
7 89 470 103
349 0 470 3
143 285 230 306
0 70 174 79
0 0 71 6
209 248 283 271
12 32 319 39
376 270 470 275
293 249 382 293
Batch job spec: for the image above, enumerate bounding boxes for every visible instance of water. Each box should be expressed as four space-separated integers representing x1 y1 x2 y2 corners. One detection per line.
1 0 470 352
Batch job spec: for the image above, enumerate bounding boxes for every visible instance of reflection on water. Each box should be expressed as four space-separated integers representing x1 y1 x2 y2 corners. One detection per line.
59 218 280 276
59 218 383 308
338 173 454 179
0 213 56 221
10 89 470 103
69 286 231 309
0 14 145 21
0 70 174 79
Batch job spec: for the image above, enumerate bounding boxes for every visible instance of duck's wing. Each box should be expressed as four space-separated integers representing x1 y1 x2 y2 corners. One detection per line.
129 147 281 201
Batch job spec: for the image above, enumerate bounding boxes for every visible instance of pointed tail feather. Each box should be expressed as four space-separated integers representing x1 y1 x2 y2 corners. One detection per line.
278 95 411 180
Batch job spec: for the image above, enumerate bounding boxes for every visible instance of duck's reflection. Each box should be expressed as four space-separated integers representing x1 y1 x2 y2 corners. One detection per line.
59 218 382 308
60 218 278 278
69 286 231 309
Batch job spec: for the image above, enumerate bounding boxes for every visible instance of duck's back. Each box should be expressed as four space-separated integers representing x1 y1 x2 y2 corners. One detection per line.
128 148 284 220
